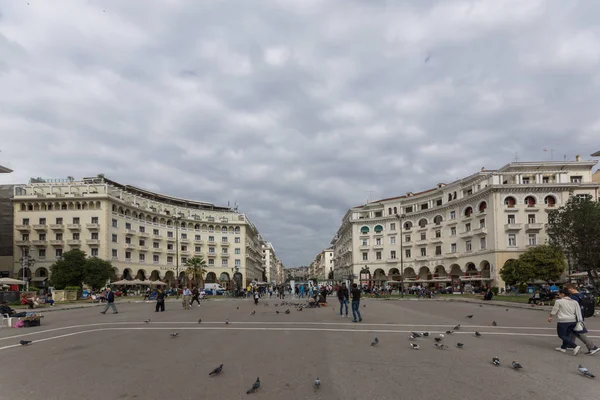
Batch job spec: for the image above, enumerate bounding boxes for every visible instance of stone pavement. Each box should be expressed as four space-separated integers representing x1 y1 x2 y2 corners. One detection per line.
1 298 599 400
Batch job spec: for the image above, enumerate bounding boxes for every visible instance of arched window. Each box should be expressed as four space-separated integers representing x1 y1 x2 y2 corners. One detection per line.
374 225 383 233
418 218 427 228
504 196 516 207
360 226 370 234
544 195 556 207
403 221 413 230
166 220 172 226
208 225 214 233
433 215 443 225
20 203 26 211
464 207 473 217
234 227 240 234
388 207 392 215
194 224 200 230
393 207 397 214
479 201 487 212
112 204 117 212
524 196 536 207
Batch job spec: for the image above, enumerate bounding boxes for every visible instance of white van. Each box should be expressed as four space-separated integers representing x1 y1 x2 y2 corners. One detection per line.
204 283 226 294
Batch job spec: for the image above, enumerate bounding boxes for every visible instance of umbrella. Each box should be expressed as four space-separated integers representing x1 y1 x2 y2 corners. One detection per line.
111 279 131 285
149 280 166 286
0 278 26 285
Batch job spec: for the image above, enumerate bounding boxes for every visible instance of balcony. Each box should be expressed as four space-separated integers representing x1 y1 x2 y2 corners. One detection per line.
138 246 149 252
153 234 162 239
124 243 137 249
221 253 230 258
445 252 459 259
166 236 175 242
221 241 230 246
194 251 204 256
208 240 217 245
67 224 81 230
207 253 217 258
473 227 488 235
459 231 474 238
402 241 413 247
67 239 81 246
86 239 100 245
180 238 189 244
166 248 176 255
50 240 64 246
138 231 149 238
33 224 47 231
386 258 398 263
525 223 543 231
16 225 31 231
416 239 428 246
416 255 428 261
125 229 136 236
504 223 523 231
152 247 162 253
86 223 99 230
194 239 204 244
16 240 32 246
359 245 370 250
431 236 443 244
373 244 384 250
50 224 64 230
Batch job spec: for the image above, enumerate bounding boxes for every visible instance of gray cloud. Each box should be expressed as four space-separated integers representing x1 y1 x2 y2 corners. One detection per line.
1 0 599 266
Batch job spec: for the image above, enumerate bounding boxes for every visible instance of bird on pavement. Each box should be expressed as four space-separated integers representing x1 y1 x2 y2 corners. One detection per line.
492 321 497 326
466 315 473 319
511 361 523 370
144 319 151 323
170 332 179 338
251 311 255 315
284 309 290 314
434 337 443 343
237 307 239 310
409 334 417 340
370 337 379 346
198 318 202 324
578 364 595 378
453 324 461 330
492 357 500 366
363 304 366 308
20 340 32 346
226 319 229 324
276 311 279 314
456 343 464 349
479 305 483 307
439 333 445 339
475 331 482 338
410 343 420 350
446 330 453 335
411 332 422 338
247 377 260 394
209 364 223 376
506 309 509 311
435 343 449 350
314 377 321 389
422 332 430 337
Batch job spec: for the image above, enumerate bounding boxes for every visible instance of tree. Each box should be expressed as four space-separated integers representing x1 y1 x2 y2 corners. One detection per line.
518 245 566 284
49 249 87 289
500 259 534 286
548 194 600 292
84 257 116 290
184 257 207 288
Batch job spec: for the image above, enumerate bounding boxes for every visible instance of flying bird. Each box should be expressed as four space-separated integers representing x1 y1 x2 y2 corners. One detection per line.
512 361 523 370
578 364 595 378
456 343 464 349
209 364 223 376
170 332 179 338
20 340 32 346
492 357 500 366
410 343 420 350
425 55 431 63
314 377 321 389
475 331 482 338
492 321 497 326
370 337 379 346
247 377 260 394
466 315 473 319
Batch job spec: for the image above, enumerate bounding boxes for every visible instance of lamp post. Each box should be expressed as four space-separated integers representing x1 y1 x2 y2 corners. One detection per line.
20 250 35 292
174 214 182 297
396 214 405 298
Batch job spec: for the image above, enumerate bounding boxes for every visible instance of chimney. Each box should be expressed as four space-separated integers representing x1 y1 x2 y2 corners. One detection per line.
576 154 581 162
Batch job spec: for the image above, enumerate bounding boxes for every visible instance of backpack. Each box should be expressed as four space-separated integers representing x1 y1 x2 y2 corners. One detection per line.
581 295 595 319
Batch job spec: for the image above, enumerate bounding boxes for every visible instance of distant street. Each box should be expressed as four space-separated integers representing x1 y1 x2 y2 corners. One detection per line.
1 298 599 399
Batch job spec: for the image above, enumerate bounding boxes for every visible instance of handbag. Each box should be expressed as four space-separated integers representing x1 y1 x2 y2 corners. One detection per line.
574 312 585 332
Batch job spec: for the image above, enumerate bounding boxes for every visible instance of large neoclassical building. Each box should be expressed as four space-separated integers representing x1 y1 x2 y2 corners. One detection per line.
11 176 266 289
331 158 599 290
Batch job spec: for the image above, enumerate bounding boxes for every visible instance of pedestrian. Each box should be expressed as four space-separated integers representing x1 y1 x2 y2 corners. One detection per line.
156 288 166 312
182 287 192 310
337 282 349 318
190 287 201 307
100 287 118 314
254 290 260 305
350 283 363 322
564 283 600 355
548 288 582 355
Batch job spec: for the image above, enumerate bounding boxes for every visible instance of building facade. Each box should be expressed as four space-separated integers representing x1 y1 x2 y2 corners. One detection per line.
309 248 333 281
11 176 266 289
331 158 599 290
262 241 279 284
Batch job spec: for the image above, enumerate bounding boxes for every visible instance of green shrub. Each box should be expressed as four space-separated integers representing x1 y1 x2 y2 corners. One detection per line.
65 286 81 291
491 287 499 295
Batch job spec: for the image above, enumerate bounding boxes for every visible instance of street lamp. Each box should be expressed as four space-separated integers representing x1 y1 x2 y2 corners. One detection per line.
174 214 183 297
395 214 405 298
19 250 35 292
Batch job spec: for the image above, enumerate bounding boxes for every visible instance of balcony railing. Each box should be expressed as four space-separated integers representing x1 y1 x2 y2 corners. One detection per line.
67 224 81 230
473 227 487 235
16 240 32 246
86 239 100 245
33 224 47 231
525 223 543 231
86 223 99 229
50 240 65 246
16 225 31 231
125 229 136 235
50 224 64 230
32 240 47 246
67 239 81 246
504 223 523 231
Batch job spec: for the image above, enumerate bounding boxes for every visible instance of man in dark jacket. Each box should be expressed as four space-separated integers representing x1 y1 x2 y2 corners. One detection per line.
564 283 599 355
337 282 349 318
156 288 167 312
100 287 118 314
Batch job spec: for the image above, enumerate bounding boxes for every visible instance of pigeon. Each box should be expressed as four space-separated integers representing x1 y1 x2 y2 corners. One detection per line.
251 311 255 315
226 319 229 324
209 364 223 376
435 343 449 350
144 319 151 323
446 330 453 335
247 377 260 394
492 357 500 366
479 305 483 307
466 315 473 319
453 324 461 331
370 337 379 346
20 340 32 346
170 332 179 338
276 311 279 314
456 343 464 349
422 332 430 337
475 331 482 338
492 321 497 326
298 308 303 312
198 318 202 324
506 309 509 311
237 307 239 310
411 332 423 338
439 334 445 339
512 361 523 370
314 377 321 389
434 337 443 343
409 334 417 340
578 364 595 378
284 309 290 314
410 343 420 350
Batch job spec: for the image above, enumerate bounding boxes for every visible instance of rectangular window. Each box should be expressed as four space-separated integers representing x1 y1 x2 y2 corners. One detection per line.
405 235 411 242
56 218 63 224
542 176 549 183
222 260 228 266
435 230 441 238
153 255 159 263
376 251 382 260
235 259 241 266
112 234 118 243
405 206 413 213
390 223 396 231
390 236 396 245
153 242 160 248
140 240 146 246
222 237 228 243
139 253 145 261
55 248 63 257
528 214 536 224
167 232 174 238
421 203 428 210
112 219 118 228
480 237 486 249
139 226 145 233
420 232 426 240
235 248 241 254
450 211 456 220
73 232 80 240
91 232 98 240
125 222 132 230
528 234 537 246
195 235 201 240
570 176 583 183
195 246 201 252
434 245 441 256
167 256 173 263
450 227 456 236
451 243 457 253
72 217 79 224
508 234 517 247
181 233 187 239
420 248 427 257
125 237 132 244
235 237 241 243
39 218 46 225
56 233 63 240
125 251 131 260
466 241 472 252
181 245 187 251
209 236 215 242
436 199 443 206
465 223 471 232
405 249 411 258
507 215 515 224
390 250 396 259
91 248 98 257
22 233 29 241
209 247 215 254
22 218 30 225
167 244 173 250
92 217 99 224
181 257 187 264
112 249 118 258
362 252 368 261
376 238 382 245
208 259 215 266
522 177 530 184
154 229 159 235
39 233 46 240
361 239 368 246
479 218 485 228
38 249 46 258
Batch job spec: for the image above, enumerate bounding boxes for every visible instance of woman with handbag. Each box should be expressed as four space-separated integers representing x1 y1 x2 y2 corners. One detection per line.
548 288 582 355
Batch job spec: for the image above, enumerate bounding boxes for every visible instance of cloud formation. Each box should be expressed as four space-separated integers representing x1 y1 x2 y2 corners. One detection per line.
1 0 599 266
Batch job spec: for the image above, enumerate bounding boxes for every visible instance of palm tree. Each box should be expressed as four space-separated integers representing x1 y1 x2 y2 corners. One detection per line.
184 256 207 288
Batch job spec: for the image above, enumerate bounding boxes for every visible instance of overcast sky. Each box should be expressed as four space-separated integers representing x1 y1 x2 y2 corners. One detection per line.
1 0 599 267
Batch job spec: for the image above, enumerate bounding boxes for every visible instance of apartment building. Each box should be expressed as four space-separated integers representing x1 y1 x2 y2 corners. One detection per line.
262 241 279 285
309 248 333 281
331 157 599 289
11 176 266 289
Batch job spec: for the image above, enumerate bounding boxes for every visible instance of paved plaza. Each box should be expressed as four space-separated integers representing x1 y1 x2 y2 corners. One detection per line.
1 297 599 399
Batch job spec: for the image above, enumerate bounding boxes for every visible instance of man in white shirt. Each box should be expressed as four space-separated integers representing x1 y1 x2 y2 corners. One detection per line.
182 287 192 310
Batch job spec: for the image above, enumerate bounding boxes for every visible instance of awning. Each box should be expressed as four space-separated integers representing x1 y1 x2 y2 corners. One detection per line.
459 277 489 281
0 278 26 285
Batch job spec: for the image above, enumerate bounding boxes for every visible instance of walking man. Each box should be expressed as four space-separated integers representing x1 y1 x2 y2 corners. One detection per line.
254 290 260 305
100 287 118 314
337 282 349 318
156 288 166 312
182 287 192 310
350 283 363 323
190 287 201 307
564 283 600 355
